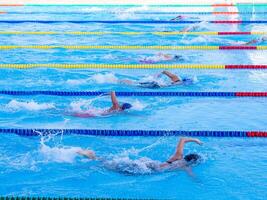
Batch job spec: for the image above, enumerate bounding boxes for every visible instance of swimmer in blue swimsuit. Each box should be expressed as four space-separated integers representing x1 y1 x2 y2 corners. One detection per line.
121 70 191 89
77 137 203 175
71 91 132 118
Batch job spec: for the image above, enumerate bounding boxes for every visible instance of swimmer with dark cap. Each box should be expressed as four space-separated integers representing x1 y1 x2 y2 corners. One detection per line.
71 91 132 118
139 53 182 64
244 35 267 45
120 70 193 89
77 137 203 175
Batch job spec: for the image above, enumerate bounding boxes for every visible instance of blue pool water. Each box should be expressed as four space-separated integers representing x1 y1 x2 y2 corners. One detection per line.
0 5 267 200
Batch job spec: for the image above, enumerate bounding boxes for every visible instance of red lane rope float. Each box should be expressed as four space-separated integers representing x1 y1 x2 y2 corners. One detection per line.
235 92 267 97
219 46 257 50
212 4 234 7
218 32 252 35
212 12 239 14
213 20 242 23
247 132 267 137
225 65 267 69
0 12 6 14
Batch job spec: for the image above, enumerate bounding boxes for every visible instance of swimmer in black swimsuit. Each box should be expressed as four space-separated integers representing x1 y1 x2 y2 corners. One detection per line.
120 70 186 89
77 137 203 175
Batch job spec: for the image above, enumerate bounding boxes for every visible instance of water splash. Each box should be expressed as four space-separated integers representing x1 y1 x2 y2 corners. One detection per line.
91 73 118 84
5 100 55 111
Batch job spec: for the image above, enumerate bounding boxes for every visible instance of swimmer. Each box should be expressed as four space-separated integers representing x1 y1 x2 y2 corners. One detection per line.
139 53 182 64
70 91 132 118
171 15 185 21
77 137 203 175
120 70 192 89
244 35 267 45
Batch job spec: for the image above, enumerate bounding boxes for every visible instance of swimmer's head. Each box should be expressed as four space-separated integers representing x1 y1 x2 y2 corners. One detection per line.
184 153 201 165
174 55 181 60
121 103 132 110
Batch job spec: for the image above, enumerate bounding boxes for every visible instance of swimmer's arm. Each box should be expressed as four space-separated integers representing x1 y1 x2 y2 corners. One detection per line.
110 91 120 108
77 149 97 160
184 166 195 177
166 138 203 163
162 70 181 82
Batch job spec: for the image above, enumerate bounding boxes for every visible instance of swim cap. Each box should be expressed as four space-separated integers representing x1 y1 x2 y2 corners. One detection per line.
174 55 181 60
184 153 201 165
121 103 132 110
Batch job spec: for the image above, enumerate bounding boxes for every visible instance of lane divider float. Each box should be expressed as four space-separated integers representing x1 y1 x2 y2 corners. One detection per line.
0 91 266 97
0 128 266 137
0 4 267 7
0 45 266 50
0 64 266 69
3 11 267 15
0 31 266 35
0 20 266 24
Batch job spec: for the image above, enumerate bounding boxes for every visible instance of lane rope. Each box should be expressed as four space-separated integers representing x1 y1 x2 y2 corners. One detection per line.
0 64 266 69
0 45 266 50
0 197 140 200
0 128 266 137
0 20 266 24
3 11 267 15
1 4 267 7
0 91 266 97
0 31 266 35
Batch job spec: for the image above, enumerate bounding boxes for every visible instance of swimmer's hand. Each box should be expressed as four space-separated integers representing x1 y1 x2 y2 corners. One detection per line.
77 149 96 160
194 139 203 145
183 137 203 145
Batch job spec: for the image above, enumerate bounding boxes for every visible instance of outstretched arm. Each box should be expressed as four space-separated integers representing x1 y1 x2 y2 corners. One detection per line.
162 70 181 82
111 91 120 108
167 137 202 163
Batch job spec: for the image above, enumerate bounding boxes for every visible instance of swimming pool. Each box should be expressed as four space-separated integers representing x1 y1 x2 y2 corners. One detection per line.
0 4 267 200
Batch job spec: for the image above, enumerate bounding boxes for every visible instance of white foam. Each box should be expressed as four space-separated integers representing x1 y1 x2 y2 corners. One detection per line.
40 144 81 163
81 7 104 12
69 99 93 112
91 73 118 84
131 100 147 111
66 79 88 85
5 100 55 111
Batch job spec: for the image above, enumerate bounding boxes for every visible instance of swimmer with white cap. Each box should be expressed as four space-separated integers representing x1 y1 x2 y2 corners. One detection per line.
71 91 132 118
77 137 203 175
120 70 193 89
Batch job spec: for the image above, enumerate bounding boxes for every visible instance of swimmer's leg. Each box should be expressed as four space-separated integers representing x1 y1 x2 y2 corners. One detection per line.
167 138 203 163
119 79 135 85
162 70 181 82
77 149 97 160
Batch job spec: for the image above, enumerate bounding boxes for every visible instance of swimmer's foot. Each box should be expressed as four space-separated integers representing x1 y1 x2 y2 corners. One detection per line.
77 149 96 160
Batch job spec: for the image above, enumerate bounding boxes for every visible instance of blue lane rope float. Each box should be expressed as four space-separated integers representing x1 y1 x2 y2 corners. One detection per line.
0 20 266 24
0 128 266 137
0 197 142 200
0 91 266 97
